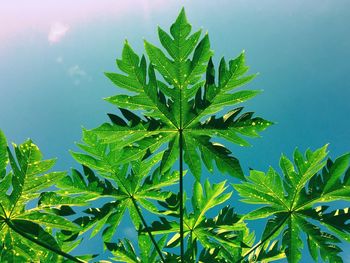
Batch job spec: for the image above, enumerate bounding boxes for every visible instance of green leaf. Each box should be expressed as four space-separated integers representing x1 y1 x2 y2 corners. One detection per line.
297 215 342 262
0 132 80 262
282 215 303 263
106 240 139 263
76 124 176 173
84 8 271 182
160 134 179 173
107 234 167 263
323 153 350 193
56 166 118 202
191 179 232 228
62 152 179 242
260 213 288 242
85 200 127 242
300 206 350 242
243 206 283 220
2 220 61 262
183 133 202 180
148 179 245 258
245 240 286 263
105 41 176 127
234 145 350 262
194 135 244 180
16 211 80 231
297 154 350 209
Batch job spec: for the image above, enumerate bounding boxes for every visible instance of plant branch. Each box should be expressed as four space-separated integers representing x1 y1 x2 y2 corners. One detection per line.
130 197 165 262
179 129 185 262
234 214 289 263
5 219 86 263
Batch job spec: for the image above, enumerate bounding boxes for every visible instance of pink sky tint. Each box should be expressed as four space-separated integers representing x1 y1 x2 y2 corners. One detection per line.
0 0 175 48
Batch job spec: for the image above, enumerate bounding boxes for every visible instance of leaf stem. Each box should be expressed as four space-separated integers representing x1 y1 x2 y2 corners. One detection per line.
5 219 86 263
130 197 165 262
234 214 289 263
179 128 185 262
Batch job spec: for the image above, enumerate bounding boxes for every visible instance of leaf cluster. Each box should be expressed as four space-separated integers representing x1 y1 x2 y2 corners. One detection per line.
0 7 349 263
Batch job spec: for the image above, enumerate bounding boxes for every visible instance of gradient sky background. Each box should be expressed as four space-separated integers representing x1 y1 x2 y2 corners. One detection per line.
0 0 349 262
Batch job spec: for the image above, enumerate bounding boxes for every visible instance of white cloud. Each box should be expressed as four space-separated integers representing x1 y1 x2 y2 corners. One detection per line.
67 65 88 85
1 1 177 49
48 22 69 44
68 65 86 77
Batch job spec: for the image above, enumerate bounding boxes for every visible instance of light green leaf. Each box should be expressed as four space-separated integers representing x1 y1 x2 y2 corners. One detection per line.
282 215 303 263
234 145 350 262
15 211 80 231
0 132 80 262
160 134 179 173
192 179 232 228
183 133 202 180
87 8 271 183
323 153 350 193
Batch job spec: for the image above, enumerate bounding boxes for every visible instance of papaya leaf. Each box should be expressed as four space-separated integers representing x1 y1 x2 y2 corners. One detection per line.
106 239 139 263
84 8 271 181
299 206 350 242
234 145 350 262
198 248 223 263
106 234 168 263
1 7 349 263
0 130 83 262
65 150 179 243
72 126 174 174
148 180 247 257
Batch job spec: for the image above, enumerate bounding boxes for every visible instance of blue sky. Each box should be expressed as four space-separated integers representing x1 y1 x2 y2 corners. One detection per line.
0 0 349 261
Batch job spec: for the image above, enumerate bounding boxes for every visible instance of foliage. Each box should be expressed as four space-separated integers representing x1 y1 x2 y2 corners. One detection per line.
90 7 272 181
0 7 349 263
234 145 350 262
68 143 179 243
0 130 85 263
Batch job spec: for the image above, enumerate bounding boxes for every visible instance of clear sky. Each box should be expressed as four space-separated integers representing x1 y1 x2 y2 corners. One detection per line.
0 0 349 262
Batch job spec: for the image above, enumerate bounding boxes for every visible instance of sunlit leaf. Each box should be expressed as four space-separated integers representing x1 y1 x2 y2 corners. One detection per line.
83 8 271 181
65 151 179 243
0 130 81 262
234 145 350 262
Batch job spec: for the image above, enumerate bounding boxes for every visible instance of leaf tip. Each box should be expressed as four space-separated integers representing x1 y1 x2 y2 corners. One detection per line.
178 6 186 18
